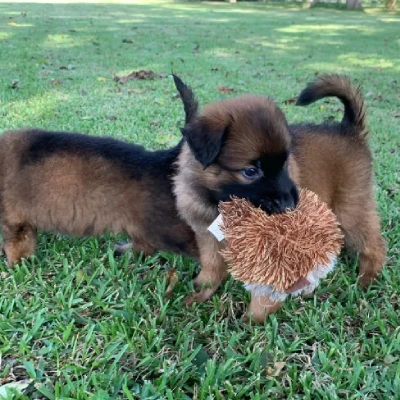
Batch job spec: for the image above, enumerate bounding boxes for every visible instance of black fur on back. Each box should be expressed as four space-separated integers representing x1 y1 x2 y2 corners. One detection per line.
21 129 183 180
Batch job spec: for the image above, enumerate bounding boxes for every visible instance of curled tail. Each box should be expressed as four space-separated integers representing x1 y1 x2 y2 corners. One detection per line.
296 74 367 137
172 74 198 125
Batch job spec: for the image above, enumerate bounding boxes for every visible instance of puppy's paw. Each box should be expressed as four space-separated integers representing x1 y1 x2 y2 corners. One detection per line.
193 270 226 292
359 272 377 287
113 241 133 257
246 293 282 324
184 288 217 306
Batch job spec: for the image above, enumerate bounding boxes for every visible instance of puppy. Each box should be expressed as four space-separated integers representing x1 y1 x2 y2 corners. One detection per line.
292 75 386 285
172 76 299 315
0 129 199 265
173 75 386 323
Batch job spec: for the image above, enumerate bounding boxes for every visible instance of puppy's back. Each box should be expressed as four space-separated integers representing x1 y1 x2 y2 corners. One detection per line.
291 75 373 206
0 129 169 237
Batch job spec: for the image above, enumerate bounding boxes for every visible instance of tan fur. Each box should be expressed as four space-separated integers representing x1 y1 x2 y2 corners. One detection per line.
0 129 198 265
174 76 385 323
291 129 386 286
174 95 294 307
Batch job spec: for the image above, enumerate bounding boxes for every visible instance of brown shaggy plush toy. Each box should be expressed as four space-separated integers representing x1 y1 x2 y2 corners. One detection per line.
209 189 344 305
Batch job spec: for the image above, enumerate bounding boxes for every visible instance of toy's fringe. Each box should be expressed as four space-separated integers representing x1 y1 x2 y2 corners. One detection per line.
219 189 344 293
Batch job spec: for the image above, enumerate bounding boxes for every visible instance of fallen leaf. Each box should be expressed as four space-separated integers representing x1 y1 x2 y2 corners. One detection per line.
127 88 145 94
114 70 166 84
394 113 400 119
165 268 179 299
10 79 19 89
60 64 75 70
106 116 117 121
8 22 18 26
75 269 86 285
40 70 52 77
50 79 62 85
217 85 235 94
383 355 398 365
0 380 32 397
266 361 286 377
282 96 296 105
150 121 160 127
97 76 107 82
122 39 133 44
36 58 48 66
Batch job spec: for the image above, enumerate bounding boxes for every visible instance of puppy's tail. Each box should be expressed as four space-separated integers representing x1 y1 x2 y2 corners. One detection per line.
296 74 367 138
172 74 198 125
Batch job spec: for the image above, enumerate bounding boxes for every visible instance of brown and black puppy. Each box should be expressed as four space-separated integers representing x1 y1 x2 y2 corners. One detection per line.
173 75 386 322
0 129 199 265
292 75 386 286
172 76 299 315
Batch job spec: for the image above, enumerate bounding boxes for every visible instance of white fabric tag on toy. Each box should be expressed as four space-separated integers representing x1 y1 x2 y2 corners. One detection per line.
208 214 225 242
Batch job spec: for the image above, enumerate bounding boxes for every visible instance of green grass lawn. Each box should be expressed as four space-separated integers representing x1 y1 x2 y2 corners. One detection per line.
0 0 399 398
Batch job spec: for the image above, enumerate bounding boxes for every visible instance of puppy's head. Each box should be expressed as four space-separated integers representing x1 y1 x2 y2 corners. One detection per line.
174 76 298 214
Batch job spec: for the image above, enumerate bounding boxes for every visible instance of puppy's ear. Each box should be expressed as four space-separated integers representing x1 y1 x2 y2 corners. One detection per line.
183 120 228 169
173 74 199 125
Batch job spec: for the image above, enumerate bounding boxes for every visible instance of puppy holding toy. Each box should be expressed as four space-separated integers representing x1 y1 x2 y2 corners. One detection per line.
173 74 386 322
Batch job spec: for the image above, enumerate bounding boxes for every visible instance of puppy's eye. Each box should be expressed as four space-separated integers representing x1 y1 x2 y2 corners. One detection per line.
241 167 261 180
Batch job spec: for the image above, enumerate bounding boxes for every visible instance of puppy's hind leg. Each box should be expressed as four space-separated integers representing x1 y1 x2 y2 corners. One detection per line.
113 236 155 258
185 232 228 305
335 200 386 286
2 221 37 266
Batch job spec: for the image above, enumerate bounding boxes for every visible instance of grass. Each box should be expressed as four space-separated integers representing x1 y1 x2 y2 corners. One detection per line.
0 0 399 398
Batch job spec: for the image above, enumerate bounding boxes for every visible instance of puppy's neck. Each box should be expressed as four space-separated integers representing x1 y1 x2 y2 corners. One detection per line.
173 142 219 232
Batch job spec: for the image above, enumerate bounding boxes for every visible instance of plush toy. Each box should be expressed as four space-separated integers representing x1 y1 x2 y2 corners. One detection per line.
208 189 344 320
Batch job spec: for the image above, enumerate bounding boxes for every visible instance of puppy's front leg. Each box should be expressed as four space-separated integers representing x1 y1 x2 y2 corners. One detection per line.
245 294 282 324
185 232 228 305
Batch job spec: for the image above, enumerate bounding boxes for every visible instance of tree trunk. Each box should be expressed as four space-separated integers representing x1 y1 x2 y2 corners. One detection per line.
385 0 397 9
346 0 362 8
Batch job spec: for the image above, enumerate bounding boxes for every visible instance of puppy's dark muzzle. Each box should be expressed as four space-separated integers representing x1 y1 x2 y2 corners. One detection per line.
259 186 299 214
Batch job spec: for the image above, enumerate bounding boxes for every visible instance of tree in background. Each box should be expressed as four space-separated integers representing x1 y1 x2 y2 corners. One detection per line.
385 0 397 9
346 0 362 8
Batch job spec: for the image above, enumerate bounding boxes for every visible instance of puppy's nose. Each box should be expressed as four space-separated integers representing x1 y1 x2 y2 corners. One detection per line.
260 188 299 215
259 198 285 214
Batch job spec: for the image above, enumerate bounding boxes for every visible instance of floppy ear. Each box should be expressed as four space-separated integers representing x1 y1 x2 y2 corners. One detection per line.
182 120 228 169
173 74 199 125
